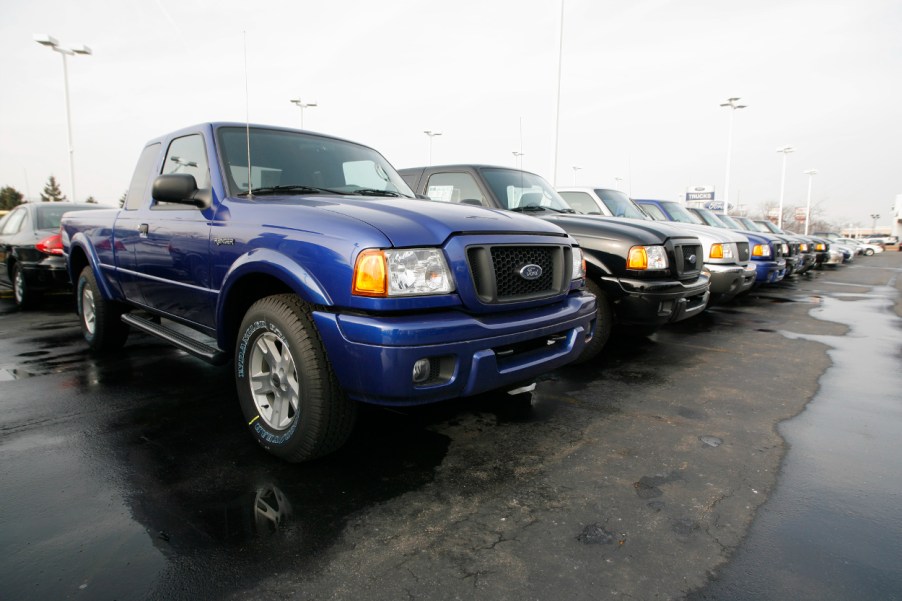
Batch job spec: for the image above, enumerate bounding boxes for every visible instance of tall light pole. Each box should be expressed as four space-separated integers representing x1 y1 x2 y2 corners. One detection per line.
803 169 818 235
289 99 317 129
424 130 442 166
34 34 92 203
719 97 747 215
572 166 581 185
776 145 795 228
512 151 524 170
551 0 565 185
870 213 880 234
614 176 623 190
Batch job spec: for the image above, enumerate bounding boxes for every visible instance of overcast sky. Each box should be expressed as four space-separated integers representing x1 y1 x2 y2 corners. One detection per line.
1 0 900 229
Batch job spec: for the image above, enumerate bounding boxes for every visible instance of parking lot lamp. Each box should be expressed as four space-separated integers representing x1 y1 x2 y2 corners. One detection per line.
720 97 747 215
776 145 795 228
34 34 92 203
512 151 524 169
424 130 442 166
803 169 817 235
571 166 581 185
289 99 317 129
870 213 880 235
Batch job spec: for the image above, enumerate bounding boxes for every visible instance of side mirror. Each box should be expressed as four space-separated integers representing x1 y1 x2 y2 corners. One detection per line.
152 174 210 209
415 193 431 201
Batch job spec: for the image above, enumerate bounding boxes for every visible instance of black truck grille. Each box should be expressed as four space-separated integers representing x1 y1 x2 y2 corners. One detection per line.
737 241 750 262
674 243 703 277
467 245 566 303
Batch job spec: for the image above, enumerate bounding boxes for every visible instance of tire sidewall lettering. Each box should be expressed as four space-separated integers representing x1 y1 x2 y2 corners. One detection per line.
236 316 297 446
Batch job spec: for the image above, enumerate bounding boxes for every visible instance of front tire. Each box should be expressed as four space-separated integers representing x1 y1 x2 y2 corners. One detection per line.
77 266 130 351
865 248 875 256
573 278 614 363
235 294 356 462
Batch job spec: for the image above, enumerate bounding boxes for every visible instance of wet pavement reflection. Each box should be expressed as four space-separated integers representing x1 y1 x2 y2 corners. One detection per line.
691 274 902 600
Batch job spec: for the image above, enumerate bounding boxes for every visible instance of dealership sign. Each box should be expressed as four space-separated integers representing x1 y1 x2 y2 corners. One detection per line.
686 185 715 202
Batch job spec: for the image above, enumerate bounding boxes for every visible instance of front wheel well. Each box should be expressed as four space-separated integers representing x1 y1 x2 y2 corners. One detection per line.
219 274 295 352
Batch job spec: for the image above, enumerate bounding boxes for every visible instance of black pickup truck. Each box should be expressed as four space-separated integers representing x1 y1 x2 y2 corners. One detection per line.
399 165 710 361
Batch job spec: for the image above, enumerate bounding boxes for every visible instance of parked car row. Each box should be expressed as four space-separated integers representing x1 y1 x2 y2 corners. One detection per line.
398 167 872 361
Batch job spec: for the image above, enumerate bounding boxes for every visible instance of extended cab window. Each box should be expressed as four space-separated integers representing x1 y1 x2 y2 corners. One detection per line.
124 143 161 211
424 172 485 206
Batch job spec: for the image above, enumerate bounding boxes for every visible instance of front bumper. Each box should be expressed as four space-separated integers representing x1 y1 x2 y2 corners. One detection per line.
752 258 786 285
313 291 597 405
606 274 710 326
706 263 754 303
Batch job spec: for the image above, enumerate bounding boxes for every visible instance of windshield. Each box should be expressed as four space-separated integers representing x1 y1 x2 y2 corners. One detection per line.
217 127 415 198
736 216 767 232
660 201 704 224
690 208 728 228
717 214 743 229
480 168 573 212
595 189 651 220
756 220 782 234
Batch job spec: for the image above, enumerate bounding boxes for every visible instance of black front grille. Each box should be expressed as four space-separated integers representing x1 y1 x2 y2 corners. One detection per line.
467 244 566 303
737 242 750 262
674 243 703 277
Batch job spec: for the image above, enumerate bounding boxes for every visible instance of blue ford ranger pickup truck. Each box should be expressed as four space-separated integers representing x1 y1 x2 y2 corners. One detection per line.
61 123 596 462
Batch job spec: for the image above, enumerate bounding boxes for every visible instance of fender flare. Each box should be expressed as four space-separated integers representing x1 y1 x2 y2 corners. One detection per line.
66 233 118 301
216 247 333 329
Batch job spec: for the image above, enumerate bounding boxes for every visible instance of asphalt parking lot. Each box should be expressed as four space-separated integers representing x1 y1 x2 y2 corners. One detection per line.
1 252 901 601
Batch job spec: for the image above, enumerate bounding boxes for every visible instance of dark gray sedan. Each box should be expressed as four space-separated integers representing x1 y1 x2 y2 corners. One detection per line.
0 202 103 308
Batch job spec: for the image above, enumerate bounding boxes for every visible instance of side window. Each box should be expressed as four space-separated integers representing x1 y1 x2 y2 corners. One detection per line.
559 191 600 215
424 172 485 206
1 207 27 235
124 143 161 211
157 134 210 209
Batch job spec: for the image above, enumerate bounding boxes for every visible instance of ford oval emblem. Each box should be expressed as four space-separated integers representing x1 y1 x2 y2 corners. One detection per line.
687 254 697 265
519 264 543 280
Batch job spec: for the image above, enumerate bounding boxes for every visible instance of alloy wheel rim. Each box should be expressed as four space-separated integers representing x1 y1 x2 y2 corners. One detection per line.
82 287 96 334
249 332 299 430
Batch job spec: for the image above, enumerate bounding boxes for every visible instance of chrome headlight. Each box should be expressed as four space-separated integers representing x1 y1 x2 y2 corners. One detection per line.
627 245 669 270
752 244 772 258
571 247 586 280
353 248 455 297
709 243 734 259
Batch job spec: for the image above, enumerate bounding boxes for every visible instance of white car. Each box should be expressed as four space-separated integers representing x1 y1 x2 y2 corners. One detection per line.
835 238 884 256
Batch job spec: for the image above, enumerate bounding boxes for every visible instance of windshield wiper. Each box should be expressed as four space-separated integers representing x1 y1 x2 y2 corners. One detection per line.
511 205 548 212
238 185 341 197
348 188 405 197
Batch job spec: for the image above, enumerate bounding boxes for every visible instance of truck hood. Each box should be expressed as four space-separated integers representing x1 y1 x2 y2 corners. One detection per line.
236 195 570 247
322 196 569 246
538 213 700 246
657 222 749 244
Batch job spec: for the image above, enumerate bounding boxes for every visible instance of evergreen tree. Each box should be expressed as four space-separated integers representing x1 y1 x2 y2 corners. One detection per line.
118 190 127 208
0 185 24 210
40 175 67 202
85 196 98 204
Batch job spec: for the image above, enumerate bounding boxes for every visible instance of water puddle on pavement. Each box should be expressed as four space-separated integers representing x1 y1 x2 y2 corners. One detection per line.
692 279 902 600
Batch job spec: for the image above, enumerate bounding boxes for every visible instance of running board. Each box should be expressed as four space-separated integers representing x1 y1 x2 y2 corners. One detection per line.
121 313 229 366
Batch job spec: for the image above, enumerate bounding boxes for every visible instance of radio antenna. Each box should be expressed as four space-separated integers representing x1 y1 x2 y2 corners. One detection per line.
243 31 253 198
